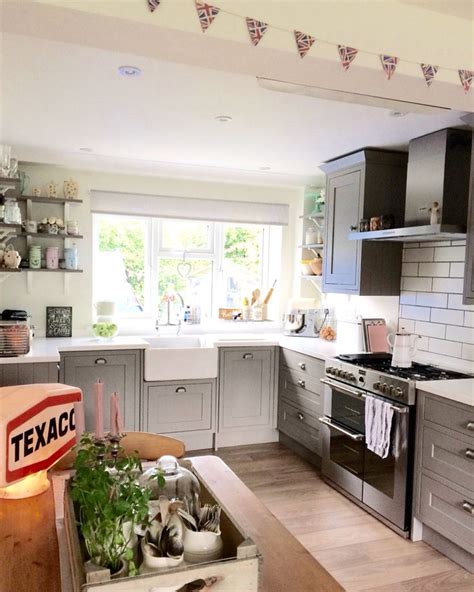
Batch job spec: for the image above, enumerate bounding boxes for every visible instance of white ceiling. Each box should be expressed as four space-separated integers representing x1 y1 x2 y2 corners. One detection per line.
1 33 469 186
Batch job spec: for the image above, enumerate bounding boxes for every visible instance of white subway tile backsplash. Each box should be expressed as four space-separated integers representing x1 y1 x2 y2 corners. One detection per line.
417 336 430 351
451 240 467 247
449 262 465 278
400 291 417 305
401 263 418 277
415 293 448 308
402 277 433 292
428 338 462 358
434 246 465 262
418 262 450 277
419 241 451 248
432 277 464 294
465 312 474 328
403 248 434 262
462 344 474 362
415 321 445 339
445 325 474 344
400 305 430 321
430 308 464 326
448 294 474 311
398 318 415 332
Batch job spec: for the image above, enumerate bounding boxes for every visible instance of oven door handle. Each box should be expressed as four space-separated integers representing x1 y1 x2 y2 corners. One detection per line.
320 377 365 399
318 416 364 441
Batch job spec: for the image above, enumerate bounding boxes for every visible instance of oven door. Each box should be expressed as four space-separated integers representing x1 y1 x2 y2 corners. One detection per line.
362 396 412 531
319 379 366 500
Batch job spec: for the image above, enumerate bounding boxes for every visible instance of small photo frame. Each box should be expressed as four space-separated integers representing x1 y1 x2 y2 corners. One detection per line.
46 306 72 338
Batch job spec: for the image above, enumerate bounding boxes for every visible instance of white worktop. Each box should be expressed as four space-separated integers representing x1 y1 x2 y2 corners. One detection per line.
416 378 474 407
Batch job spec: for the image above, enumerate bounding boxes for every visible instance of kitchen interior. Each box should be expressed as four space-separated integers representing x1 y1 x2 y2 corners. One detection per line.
0 1 473 591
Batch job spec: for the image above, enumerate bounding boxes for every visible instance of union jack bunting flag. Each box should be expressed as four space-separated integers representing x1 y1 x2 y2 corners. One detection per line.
294 30 316 58
338 45 358 71
195 2 220 32
459 69 473 93
246 17 268 46
421 64 438 87
380 55 398 79
147 0 160 12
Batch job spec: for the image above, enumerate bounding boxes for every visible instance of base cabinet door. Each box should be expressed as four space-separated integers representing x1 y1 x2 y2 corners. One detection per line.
0 362 59 385
60 350 141 431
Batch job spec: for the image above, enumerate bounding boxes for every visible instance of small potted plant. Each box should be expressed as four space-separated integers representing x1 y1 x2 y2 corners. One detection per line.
70 433 163 579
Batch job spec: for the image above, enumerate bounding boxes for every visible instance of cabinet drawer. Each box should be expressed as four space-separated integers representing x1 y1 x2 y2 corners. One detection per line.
145 382 213 433
422 426 474 491
419 473 474 553
280 365 322 396
280 348 325 380
279 370 322 416
424 395 474 439
278 399 321 455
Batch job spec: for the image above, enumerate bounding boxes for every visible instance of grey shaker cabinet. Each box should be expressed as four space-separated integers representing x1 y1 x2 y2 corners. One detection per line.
218 347 276 432
463 130 474 304
414 390 474 563
320 149 407 295
0 362 59 386
143 379 215 434
60 349 142 432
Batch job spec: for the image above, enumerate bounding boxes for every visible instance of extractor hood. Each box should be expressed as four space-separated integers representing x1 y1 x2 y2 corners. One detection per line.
349 127 472 243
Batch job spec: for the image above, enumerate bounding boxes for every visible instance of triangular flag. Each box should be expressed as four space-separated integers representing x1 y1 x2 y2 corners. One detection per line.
380 55 398 80
147 0 160 12
246 17 268 46
421 64 438 87
459 70 473 93
195 2 220 32
294 30 316 58
338 45 358 71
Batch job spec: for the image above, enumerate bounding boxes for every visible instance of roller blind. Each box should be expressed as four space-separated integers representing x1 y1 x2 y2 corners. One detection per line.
90 189 289 226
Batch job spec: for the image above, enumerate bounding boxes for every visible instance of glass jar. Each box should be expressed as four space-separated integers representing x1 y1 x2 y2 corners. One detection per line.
139 455 201 502
45 246 59 270
29 246 41 269
4 198 21 225
64 246 78 270
320 310 337 341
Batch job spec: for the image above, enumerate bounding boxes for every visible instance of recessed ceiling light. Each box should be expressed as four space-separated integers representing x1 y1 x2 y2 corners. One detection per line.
389 110 408 118
118 65 142 77
259 166 271 171
214 115 233 122
79 147 93 152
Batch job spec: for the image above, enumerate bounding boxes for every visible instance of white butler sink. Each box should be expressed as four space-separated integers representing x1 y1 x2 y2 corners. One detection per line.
144 336 218 381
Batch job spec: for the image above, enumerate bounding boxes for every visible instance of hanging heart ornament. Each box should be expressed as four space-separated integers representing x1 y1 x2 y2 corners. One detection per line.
177 261 191 278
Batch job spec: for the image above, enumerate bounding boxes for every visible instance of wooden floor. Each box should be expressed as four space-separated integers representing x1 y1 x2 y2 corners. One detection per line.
213 442 474 592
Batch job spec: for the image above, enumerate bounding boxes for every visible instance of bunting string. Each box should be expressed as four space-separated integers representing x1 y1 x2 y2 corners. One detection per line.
147 1 472 92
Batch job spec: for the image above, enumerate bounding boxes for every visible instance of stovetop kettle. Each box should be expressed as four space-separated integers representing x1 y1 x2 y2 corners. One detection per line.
387 328 422 368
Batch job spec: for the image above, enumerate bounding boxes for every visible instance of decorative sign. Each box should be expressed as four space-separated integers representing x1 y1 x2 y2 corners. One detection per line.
246 17 268 46
294 30 316 59
195 2 220 32
0 384 82 487
46 306 72 338
338 45 358 71
147 1 473 92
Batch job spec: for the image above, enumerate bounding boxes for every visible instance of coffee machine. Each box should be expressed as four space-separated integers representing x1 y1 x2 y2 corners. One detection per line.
283 308 328 337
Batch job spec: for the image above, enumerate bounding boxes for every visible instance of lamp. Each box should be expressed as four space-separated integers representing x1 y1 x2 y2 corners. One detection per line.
0 383 82 499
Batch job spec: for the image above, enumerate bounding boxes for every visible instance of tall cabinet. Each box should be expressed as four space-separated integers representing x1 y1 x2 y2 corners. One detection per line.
320 149 407 295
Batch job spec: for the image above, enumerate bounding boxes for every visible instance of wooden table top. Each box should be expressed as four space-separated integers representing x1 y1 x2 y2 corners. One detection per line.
0 455 342 592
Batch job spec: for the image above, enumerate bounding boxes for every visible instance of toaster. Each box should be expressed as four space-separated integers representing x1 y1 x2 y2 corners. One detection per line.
0 320 30 357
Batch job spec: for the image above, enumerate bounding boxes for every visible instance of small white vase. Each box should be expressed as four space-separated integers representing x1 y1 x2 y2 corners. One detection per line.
183 525 223 564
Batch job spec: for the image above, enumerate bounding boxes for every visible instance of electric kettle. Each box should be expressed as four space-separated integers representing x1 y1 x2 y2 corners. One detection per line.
387 328 422 368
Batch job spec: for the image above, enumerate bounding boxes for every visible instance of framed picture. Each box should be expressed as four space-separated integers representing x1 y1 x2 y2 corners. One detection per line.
46 306 72 338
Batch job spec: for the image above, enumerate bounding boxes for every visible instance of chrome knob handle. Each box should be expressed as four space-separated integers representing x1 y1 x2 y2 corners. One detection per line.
298 362 306 370
297 412 304 421
373 382 380 391
466 421 474 431
465 449 474 459
394 387 403 396
462 501 474 515
297 379 306 388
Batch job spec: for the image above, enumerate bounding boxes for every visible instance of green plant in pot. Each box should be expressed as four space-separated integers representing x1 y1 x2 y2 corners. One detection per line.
70 433 164 578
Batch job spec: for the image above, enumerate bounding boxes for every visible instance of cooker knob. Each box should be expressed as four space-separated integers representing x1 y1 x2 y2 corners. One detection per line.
394 387 403 397
340 371 348 379
373 382 381 391
381 383 388 393
334 369 341 377
327 367 334 375
347 373 355 381
386 385 395 395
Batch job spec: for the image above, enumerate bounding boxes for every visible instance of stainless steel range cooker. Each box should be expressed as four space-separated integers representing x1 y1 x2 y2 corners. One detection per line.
318 353 470 537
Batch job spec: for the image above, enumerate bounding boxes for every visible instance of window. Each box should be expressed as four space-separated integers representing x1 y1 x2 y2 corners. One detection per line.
94 215 280 322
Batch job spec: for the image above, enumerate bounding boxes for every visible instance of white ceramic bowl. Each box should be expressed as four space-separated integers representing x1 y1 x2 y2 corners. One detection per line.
140 537 184 572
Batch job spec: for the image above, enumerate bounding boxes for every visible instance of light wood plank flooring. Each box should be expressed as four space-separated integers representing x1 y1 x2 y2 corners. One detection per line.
213 442 473 591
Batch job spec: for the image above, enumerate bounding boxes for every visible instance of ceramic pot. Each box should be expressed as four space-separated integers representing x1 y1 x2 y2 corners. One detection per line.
3 246 21 269
29 246 41 269
45 246 59 270
64 247 78 270
139 537 184 572
182 524 223 564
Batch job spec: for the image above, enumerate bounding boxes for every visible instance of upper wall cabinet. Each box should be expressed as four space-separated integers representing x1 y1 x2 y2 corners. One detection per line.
463 131 474 305
320 149 408 295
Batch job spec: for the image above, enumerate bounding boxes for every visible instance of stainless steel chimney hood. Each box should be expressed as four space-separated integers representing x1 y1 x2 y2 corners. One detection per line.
348 128 472 243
